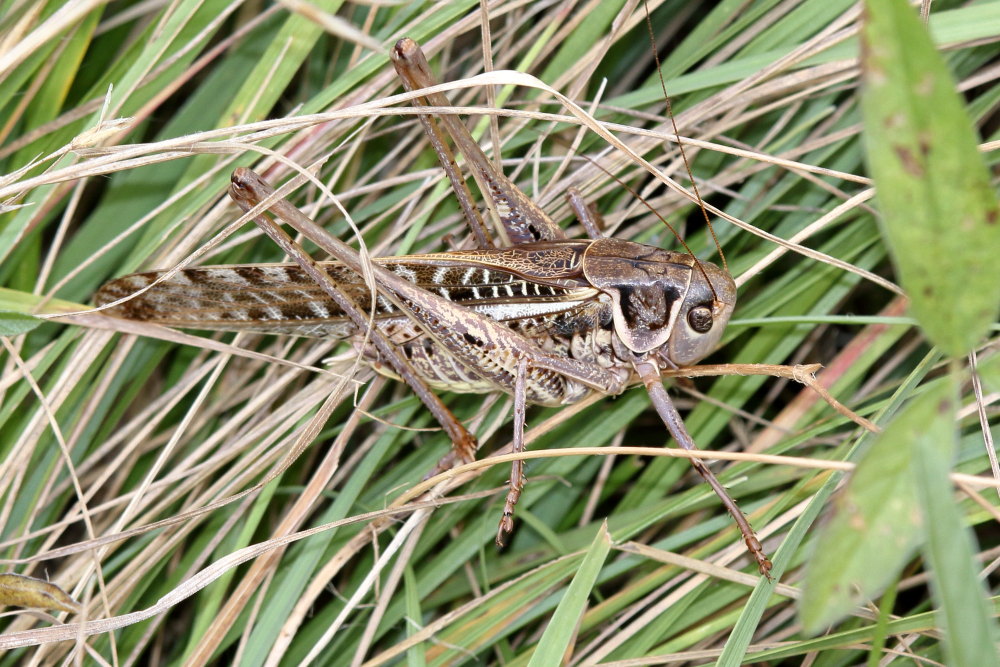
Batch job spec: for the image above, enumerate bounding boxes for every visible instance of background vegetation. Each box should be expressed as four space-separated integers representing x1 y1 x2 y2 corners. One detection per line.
1 0 998 664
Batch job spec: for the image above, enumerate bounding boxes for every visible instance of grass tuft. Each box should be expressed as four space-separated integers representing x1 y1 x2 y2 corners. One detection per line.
1 1 997 664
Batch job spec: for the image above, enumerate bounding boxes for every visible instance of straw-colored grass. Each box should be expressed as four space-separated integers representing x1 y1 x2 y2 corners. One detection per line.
1 1 998 665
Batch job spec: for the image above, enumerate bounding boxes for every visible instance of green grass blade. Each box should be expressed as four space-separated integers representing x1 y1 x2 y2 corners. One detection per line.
527 523 611 667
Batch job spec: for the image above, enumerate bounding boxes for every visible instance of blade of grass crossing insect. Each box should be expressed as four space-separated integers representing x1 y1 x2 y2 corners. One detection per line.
861 0 1000 357
526 523 611 666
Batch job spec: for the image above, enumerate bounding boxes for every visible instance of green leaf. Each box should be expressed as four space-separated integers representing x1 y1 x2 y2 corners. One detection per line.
799 381 950 632
527 522 611 667
977 349 1000 396
860 0 1000 357
912 373 1000 667
0 311 43 336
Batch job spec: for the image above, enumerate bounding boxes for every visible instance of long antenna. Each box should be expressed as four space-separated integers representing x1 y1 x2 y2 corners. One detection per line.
643 3 728 276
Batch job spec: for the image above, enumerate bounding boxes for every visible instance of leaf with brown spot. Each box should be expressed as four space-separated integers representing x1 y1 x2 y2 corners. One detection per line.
860 0 1000 357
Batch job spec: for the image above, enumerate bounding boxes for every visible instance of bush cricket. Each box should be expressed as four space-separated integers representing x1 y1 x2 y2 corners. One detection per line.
95 38 874 579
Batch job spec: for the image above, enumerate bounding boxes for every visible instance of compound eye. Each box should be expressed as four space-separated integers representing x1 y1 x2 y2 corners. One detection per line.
687 305 714 333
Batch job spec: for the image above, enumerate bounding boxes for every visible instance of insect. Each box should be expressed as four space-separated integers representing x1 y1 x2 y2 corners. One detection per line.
93 38 872 579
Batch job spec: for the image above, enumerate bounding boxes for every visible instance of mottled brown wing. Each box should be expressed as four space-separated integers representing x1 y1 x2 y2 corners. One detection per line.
94 263 364 339
94 248 601 340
